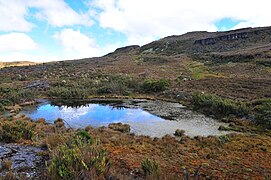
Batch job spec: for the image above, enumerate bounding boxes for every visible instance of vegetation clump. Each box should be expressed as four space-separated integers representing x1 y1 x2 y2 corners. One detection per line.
108 123 130 133
174 129 185 137
47 131 111 179
54 118 65 128
192 93 249 118
0 119 35 143
141 79 170 93
252 99 271 128
141 158 160 178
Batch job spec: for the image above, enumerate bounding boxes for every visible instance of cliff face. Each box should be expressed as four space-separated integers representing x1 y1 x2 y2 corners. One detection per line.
192 27 271 53
140 26 271 56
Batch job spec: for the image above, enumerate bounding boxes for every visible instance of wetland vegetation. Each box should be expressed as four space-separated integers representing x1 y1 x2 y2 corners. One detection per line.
0 26 271 179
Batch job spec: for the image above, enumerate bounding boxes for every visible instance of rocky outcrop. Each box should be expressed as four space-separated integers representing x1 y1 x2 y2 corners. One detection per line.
0 144 47 178
141 26 271 55
192 27 271 53
194 32 249 46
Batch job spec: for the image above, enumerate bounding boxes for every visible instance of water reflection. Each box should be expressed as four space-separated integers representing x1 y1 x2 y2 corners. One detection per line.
21 101 229 137
22 103 164 129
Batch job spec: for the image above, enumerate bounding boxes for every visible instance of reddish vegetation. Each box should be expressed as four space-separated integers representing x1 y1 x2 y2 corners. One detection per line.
88 128 271 179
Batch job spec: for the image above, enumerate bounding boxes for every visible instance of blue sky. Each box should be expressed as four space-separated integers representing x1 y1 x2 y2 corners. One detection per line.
0 0 270 62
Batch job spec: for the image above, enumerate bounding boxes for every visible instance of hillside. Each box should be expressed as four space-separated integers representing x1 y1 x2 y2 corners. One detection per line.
0 26 271 179
0 27 271 101
0 61 38 68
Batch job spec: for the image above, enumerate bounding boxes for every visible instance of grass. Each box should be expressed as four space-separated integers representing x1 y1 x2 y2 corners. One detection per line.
188 62 224 80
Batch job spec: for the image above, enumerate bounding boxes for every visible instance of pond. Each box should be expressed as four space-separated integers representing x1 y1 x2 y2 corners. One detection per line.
21 99 229 137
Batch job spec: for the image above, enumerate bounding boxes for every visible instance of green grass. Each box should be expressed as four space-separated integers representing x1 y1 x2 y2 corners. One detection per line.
188 63 206 80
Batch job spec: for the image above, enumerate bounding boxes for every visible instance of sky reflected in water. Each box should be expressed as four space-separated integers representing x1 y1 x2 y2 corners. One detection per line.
23 103 164 129
22 102 229 137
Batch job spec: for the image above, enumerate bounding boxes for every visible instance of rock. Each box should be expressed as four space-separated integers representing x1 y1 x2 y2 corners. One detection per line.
26 80 49 90
20 101 35 106
0 146 12 159
108 123 131 133
174 129 185 137
0 144 46 178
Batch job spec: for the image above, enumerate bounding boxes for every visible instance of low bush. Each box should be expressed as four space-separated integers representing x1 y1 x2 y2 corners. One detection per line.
191 93 249 118
141 158 159 178
47 87 88 99
47 131 111 179
0 86 35 104
252 99 271 128
0 103 4 112
141 79 170 93
0 120 35 143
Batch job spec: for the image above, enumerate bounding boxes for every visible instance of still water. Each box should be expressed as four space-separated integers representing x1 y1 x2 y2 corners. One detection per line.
21 100 228 137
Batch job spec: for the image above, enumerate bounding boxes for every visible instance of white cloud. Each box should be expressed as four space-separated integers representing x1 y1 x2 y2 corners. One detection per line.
0 30 121 62
0 0 93 32
0 33 37 52
92 0 271 45
54 28 100 58
28 0 93 27
54 28 121 59
0 0 34 32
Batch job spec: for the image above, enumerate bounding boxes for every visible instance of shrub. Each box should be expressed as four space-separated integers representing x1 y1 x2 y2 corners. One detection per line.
252 99 271 128
96 86 112 94
0 86 35 104
141 79 170 93
174 129 185 137
191 93 249 118
0 120 35 143
141 158 159 177
54 118 65 128
0 99 12 106
47 132 111 179
48 87 88 99
108 123 130 133
0 103 4 112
